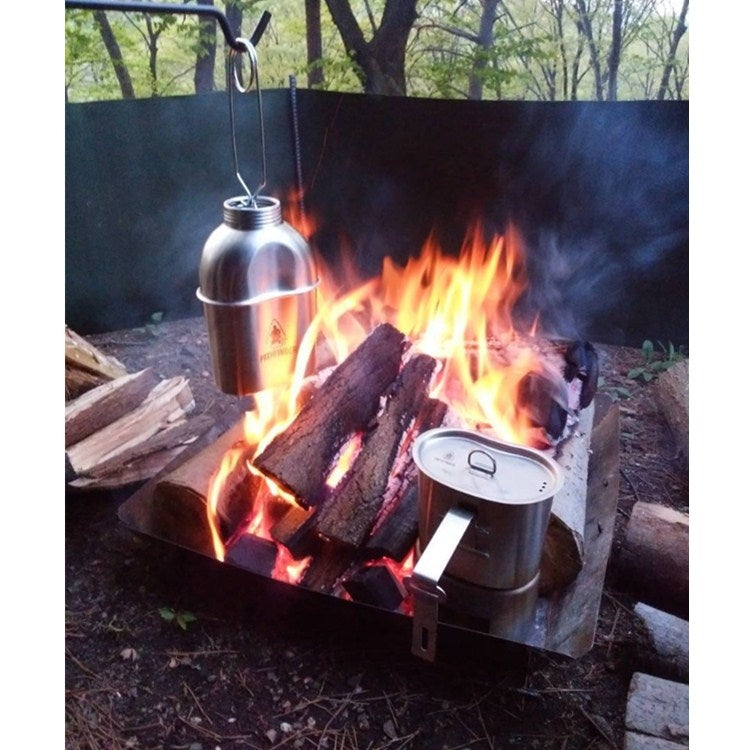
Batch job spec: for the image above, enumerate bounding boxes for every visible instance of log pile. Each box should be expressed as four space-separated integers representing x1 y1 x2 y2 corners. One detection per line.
65 327 210 491
149 322 598 611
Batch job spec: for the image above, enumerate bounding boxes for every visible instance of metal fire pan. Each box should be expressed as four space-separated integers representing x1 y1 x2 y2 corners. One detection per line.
118 395 619 660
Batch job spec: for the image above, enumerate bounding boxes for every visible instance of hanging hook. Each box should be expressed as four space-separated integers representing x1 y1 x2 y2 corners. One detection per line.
227 38 267 206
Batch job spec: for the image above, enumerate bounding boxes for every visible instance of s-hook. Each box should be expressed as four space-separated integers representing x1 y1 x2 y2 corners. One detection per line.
227 39 267 206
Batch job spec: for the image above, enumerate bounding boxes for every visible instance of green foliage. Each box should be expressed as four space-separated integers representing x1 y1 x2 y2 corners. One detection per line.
627 339 686 383
158 607 198 631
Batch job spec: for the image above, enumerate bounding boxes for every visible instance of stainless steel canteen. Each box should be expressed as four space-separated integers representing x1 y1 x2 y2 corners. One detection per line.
197 38 318 395
197 196 318 394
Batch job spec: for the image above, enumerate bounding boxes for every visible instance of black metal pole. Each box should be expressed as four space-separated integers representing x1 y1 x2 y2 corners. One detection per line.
64 1 271 50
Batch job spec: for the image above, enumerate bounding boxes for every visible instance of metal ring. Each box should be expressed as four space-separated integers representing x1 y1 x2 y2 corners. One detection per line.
467 449 497 476
230 38 257 93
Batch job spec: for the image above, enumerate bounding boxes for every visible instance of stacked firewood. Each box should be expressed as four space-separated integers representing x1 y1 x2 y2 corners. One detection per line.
65 327 209 490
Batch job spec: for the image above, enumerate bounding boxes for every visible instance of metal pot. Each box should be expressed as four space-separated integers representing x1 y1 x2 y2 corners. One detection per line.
197 195 318 395
407 428 564 660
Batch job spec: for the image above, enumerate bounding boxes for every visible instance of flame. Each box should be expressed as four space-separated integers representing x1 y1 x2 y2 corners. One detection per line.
206 208 549 590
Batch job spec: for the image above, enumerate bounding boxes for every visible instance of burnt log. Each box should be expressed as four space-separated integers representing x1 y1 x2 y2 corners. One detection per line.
518 370 570 443
342 564 407 610
270 502 319 559
225 533 278 577
364 397 448 561
617 501 689 619
300 544 354 593
253 323 407 506
562 341 599 409
314 353 438 548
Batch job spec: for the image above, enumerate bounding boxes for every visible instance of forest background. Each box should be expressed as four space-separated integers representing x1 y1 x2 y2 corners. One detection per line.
65 0 689 102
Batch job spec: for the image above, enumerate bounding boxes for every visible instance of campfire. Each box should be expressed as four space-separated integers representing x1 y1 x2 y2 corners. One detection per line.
137 209 599 650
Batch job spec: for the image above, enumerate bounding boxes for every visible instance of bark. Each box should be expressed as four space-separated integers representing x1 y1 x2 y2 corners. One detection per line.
194 0 217 94
607 0 623 100
574 0 603 100
253 323 407 506
65 326 127 383
654 360 688 460
65 368 160 447
324 0 418 95
657 0 689 100
468 0 500 101
617 502 689 619
314 353 438 548
306 0 324 87
93 10 136 99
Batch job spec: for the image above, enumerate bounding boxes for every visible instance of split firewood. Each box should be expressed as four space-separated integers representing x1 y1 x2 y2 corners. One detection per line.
625 673 688 746
65 325 127 400
65 368 161 447
253 323 408 506
314 353 438 548
617 501 688 619
300 543 354 593
270 503 319 559
66 376 195 477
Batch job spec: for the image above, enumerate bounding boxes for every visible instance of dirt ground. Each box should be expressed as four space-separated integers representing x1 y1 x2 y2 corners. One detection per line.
65 317 689 750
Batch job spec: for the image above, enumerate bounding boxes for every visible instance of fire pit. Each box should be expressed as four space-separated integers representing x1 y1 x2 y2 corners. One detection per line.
119 221 620 662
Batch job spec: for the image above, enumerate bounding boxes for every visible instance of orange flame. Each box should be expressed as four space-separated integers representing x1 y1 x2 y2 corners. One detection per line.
207 207 548 589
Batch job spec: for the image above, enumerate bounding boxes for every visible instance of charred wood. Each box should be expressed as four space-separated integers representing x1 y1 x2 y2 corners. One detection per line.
342 564 407 610
300 544 354 594
562 341 599 409
314 353 438 548
518 370 570 443
364 397 448 561
270 503 320 559
225 533 278 577
254 323 407 506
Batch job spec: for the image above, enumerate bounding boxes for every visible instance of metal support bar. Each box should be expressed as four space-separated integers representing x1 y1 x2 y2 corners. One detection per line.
64 1 271 51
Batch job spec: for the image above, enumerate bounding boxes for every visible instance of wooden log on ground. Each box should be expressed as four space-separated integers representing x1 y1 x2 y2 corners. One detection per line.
65 368 161 447
634 602 689 683
538 403 594 595
617 502 689 619
150 420 257 555
254 323 407 506
623 733 685 750
314 353 438 548
655 360 688 461
66 376 195 477
625 673 688 747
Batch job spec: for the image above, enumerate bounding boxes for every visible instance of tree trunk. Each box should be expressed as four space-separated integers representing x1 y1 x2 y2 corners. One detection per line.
468 0 499 101
306 0 324 88
607 0 623 100
325 0 418 95
194 0 217 94
574 0 603 100
93 10 136 99
657 0 689 100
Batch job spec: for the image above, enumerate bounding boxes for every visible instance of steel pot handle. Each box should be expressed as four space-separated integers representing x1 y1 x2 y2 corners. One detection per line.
406 506 475 662
467 449 497 476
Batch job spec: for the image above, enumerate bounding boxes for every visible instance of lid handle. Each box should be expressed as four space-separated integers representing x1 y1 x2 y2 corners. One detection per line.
467 449 497 476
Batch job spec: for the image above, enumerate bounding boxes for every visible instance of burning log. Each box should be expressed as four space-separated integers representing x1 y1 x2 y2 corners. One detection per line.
314 353 438 548
65 368 161 447
253 323 407 506
150 420 258 555
270 503 319 559
364 397 449 561
342 564 407 610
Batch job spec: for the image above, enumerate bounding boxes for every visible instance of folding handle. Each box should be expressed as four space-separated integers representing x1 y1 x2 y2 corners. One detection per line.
406 506 475 662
